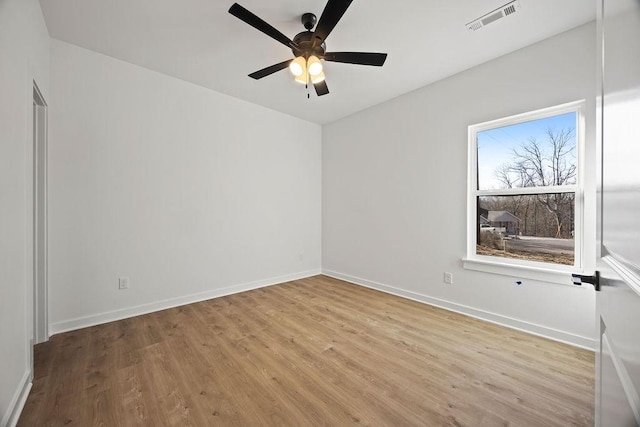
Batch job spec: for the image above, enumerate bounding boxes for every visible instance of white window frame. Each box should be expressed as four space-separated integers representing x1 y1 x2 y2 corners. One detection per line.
463 101 586 284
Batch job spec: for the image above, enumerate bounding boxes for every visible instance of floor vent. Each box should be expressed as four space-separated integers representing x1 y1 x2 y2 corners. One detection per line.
466 0 520 31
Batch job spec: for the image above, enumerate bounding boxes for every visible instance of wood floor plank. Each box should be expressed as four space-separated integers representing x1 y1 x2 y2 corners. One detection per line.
18 275 594 426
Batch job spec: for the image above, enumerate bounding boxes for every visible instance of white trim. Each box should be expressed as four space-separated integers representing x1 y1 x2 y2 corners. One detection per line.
470 100 586 132
49 269 321 336
462 257 588 285
476 185 578 197
322 269 597 351
23 63 36 418
603 254 640 298
1 371 32 427
467 100 586 272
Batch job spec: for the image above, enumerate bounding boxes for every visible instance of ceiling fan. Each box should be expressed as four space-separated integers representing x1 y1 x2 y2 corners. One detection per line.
228 0 388 97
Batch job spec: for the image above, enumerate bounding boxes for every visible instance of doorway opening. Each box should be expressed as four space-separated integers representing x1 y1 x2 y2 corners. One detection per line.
33 82 48 345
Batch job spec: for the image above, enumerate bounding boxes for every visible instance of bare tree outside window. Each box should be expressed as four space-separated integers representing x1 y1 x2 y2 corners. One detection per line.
497 127 576 238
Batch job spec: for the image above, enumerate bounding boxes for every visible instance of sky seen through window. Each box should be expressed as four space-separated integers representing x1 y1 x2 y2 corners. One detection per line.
477 112 576 190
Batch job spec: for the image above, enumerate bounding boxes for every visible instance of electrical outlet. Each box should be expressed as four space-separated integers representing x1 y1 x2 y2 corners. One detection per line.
444 272 453 284
118 277 130 290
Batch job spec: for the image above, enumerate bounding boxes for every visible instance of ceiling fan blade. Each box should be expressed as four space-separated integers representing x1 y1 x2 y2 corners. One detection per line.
323 52 388 66
313 0 353 43
229 3 295 49
314 80 329 96
248 60 292 80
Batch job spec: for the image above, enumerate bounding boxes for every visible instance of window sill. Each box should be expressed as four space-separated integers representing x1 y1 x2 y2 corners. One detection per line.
462 257 582 286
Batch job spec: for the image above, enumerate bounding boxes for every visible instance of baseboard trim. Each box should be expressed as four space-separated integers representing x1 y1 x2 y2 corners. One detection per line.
2 370 32 427
49 269 321 336
322 270 596 351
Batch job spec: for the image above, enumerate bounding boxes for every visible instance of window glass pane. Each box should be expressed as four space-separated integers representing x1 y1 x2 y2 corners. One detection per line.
477 194 575 265
477 112 577 190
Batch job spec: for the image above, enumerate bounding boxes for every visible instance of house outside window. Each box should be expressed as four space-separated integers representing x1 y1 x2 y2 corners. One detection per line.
465 101 585 278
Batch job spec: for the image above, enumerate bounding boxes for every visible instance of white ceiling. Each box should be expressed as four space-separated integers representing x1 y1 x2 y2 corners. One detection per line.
39 0 594 124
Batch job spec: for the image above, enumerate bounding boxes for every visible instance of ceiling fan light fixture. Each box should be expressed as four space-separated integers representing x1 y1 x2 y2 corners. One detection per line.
294 73 307 84
311 71 325 84
307 55 323 76
289 56 306 76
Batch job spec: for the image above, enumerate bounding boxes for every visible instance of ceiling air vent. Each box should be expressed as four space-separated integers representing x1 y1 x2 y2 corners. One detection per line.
466 0 520 31
503 4 517 16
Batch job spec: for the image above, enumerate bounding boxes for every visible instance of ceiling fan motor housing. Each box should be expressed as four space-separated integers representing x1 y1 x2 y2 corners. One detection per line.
292 30 326 58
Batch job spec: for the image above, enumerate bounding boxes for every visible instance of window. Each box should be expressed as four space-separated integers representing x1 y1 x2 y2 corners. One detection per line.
465 101 584 279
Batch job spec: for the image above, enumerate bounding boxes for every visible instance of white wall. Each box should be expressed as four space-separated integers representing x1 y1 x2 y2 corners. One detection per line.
0 0 50 425
322 23 597 349
48 40 321 333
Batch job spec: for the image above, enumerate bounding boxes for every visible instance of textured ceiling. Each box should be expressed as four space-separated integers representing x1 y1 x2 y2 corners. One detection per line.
39 0 595 124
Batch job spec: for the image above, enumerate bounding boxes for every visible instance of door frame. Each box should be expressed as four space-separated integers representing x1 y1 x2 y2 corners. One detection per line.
32 80 48 345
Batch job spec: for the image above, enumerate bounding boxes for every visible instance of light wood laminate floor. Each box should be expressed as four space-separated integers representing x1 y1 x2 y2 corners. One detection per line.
19 275 594 426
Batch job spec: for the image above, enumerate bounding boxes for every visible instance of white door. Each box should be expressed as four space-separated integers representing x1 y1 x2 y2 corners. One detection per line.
596 0 640 425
